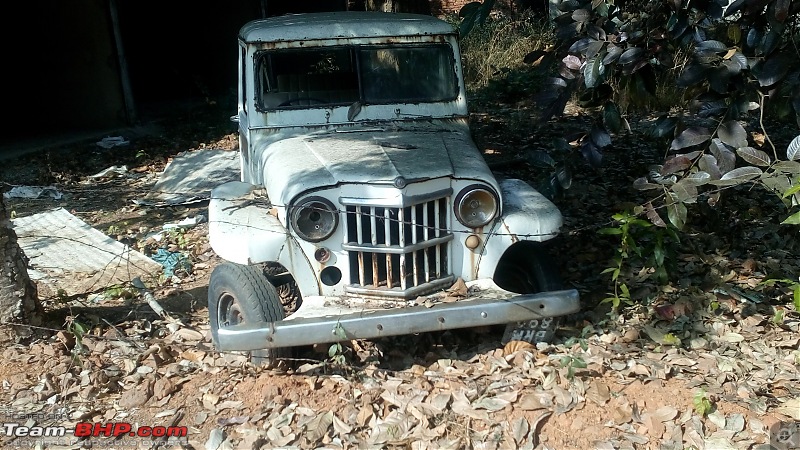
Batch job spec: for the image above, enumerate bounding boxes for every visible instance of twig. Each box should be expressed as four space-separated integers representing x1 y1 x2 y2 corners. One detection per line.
101 318 146 351
132 277 175 322
758 92 778 160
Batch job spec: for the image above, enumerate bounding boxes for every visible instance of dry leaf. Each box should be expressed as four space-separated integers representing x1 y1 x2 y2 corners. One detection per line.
719 332 745 343
529 410 552 447
446 277 468 297
203 393 220 410
205 428 225 450
515 392 553 411
652 406 678 422
472 395 510 412
173 327 204 341
510 417 529 445
774 397 800 420
357 406 373 427
724 413 745 432
216 400 243 411
452 390 490 421
552 385 576 413
642 412 666 438
304 411 334 443
611 398 634 424
181 349 206 362
752 131 766 147
586 380 611 405
369 411 415 445
503 340 536 356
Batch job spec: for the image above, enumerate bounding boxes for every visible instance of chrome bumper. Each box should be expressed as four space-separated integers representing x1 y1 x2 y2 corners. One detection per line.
215 285 580 350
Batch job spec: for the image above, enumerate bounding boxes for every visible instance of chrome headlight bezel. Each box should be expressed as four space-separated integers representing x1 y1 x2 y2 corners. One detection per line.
454 184 499 228
290 196 338 242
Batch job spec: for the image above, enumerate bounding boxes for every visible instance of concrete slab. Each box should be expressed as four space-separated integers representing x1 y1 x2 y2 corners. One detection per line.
12 208 163 298
137 149 240 206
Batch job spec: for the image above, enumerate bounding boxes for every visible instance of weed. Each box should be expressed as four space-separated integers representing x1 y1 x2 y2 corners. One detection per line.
454 12 553 94
64 317 87 367
782 182 800 226
164 228 189 249
55 289 69 303
693 389 714 417
327 322 348 367
599 211 679 311
772 308 785 325
760 278 800 311
559 354 587 380
103 285 135 300
562 324 594 350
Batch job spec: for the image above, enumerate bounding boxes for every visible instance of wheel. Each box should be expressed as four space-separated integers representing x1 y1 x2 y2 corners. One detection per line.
208 262 289 367
278 97 327 107
493 242 563 344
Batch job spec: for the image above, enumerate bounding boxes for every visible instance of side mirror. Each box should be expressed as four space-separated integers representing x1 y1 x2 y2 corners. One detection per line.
230 115 240 123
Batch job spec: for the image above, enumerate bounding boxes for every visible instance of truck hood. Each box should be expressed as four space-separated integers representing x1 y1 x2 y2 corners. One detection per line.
261 126 497 206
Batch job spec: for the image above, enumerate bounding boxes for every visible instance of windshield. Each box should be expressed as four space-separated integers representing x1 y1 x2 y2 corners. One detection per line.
255 44 458 110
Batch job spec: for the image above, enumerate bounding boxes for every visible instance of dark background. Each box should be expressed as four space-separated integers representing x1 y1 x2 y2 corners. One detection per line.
0 0 350 145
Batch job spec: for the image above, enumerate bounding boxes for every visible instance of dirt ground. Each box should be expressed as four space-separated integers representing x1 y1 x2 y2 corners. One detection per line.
0 101 798 450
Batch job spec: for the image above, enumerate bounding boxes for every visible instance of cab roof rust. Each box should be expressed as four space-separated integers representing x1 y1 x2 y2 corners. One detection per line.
239 12 457 44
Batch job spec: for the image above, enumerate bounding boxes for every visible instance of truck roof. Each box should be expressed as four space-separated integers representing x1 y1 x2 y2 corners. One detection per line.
239 12 457 44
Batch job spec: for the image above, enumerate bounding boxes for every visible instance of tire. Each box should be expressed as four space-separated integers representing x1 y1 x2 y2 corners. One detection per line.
208 262 289 367
493 242 563 344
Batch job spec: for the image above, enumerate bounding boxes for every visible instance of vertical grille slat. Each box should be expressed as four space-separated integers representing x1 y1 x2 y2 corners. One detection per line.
344 194 453 299
358 251 365 286
370 207 378 245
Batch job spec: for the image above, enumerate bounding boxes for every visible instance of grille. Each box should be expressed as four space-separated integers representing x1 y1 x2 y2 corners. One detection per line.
343 196 454 298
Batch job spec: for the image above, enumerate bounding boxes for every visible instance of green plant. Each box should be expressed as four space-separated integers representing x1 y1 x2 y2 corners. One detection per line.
103 285 135 300
562 324 594 350
761 278 800 311
559 354 587 380
772 307 785 325
64 317 87 367
599 211 679 310
164 228 189 249
459 0 800 232
693 388 714 417
782 181 800 225
327 322 348 366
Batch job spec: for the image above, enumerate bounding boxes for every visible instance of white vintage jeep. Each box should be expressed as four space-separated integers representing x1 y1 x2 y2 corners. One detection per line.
208 11 580 365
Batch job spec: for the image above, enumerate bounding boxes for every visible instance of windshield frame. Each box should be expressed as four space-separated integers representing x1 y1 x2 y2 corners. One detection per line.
254 42 459 112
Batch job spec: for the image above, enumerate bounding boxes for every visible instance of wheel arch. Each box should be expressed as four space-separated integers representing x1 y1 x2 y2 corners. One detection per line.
209 181 321 297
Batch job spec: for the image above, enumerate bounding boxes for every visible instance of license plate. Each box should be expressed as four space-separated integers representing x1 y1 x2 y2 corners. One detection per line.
501 317 557 344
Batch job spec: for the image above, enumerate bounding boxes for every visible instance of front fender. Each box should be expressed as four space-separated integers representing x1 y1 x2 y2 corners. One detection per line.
477 179 563 279
208 181 320 296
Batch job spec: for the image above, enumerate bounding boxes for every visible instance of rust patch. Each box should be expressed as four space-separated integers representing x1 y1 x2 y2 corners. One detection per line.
501 220 519 243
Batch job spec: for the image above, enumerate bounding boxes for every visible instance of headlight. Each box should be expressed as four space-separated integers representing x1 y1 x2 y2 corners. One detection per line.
290 197 338 242
455 185 498 228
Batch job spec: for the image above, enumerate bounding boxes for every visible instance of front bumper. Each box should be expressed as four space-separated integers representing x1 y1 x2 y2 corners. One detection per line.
216 279 580 350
